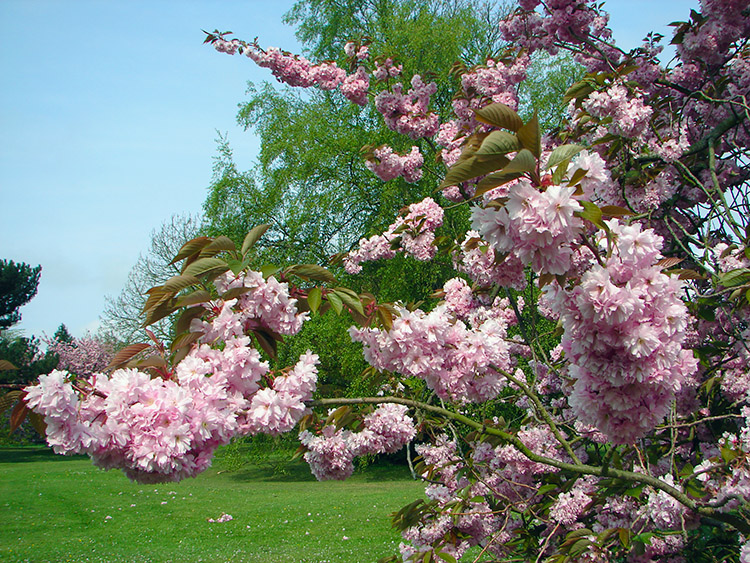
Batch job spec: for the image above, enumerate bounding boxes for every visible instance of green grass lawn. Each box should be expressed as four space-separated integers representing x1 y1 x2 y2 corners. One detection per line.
0 447 424 563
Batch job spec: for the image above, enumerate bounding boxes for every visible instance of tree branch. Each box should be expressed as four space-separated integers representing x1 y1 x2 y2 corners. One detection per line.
307 395 750 535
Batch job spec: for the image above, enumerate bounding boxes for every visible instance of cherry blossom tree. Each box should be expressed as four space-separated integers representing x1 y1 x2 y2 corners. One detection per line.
22 0 750 561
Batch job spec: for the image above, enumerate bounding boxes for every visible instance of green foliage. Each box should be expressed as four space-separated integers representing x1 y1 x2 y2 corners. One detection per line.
0 332 58 386
203 0 510 266
284 0 507 72
274 309 368 395
518 51 585 132
52 323 74 344
0 260 41 329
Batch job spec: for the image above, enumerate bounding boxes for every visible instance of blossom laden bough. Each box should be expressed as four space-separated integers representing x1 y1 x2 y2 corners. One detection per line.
18 2 750 561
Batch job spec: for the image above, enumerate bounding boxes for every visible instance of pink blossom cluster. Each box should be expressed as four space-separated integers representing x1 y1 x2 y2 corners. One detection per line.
350 301 512 403
542 220 698 443
568 150 620 206
372 57 402 81
340 66 370 106
344 197 443 274
26 341 320 483
45 335 115 378
26 367 233 483
299 403 416 480
471 180 584 275
241 45 346 90
343 41 369 61
374 75 440 139
644 474 690 530
441 277 476 318
448 55 530 135
460 55 528 104
364 145 423 183
243 351 319 435
207 270 309 336
581 83 653 140
693 426 750 517
25 269 320 483
435 120 463 169
549 476 596 525
499 0 612 59
452 230 528 289
401 429 574 560
677 0 750 66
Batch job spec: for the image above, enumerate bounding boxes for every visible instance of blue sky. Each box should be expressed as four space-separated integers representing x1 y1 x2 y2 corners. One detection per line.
1 0 697 340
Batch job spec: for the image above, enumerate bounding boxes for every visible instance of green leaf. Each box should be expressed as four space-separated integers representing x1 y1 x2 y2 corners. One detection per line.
286 264 336 283
170 330 202 353
378 305 394 330
132 355 168 369
143 301 178 327
0 390 22 416
253 330 278 358
307 287 322 313
475 149 536 196
161 274 201 294
546 144 585 170
174 306 206 335
623 485 644 499
517 112 541 158
170 236 212 265
9 400 29 433
568 167 588 187
198 236 236 257
474 131 521 161
27 411 46 437
241 224 270 256
260 264 281 279
599 205 634 217
577 200 605 229
721 445 738 463
182 257 230 278
551 158 570 185
327 292 343 314
107 343 151 370
563 80 596 104
332 287 365 316
718 268 750 288
537 484 558 495
226 258 244 276
438 155 509 190
474 102 523 131
435 552 457 563
174 290 211 308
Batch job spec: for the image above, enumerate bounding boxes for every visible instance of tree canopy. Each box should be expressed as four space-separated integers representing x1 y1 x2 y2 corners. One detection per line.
0 260 41 329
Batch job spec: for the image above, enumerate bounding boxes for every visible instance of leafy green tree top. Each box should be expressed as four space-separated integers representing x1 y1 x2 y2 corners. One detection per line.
0 260 41 329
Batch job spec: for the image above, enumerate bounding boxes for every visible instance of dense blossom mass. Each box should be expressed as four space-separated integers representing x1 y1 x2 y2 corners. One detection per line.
19 0 750 561
26 271 319 482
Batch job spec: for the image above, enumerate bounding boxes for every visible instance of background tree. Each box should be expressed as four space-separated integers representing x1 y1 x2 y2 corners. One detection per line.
200 0 581 398
0 260 41 329
52 323 74 344
99 214 202 345
0 331 58 386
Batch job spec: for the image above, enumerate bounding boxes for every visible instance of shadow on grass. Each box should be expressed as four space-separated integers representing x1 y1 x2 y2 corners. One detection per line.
0 447 85 464
223 458 414 484
225 460 317 482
